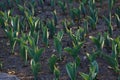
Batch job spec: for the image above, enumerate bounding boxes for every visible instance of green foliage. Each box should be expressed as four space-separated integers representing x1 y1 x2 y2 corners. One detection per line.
47 19 56 38
104 32 112 48
26 36 44 80
87 6 98 30
54 66 60 80
58 0 67 14
70 7 81 23
116 6 120 17
67 28 85 45
87 52 98 63
103 14 113 36
102 41 120 73
2 15 20 53
75 56 81 67
0 61 2 70
81 0 87 4
62 19 73 33
54 31 64 60
114 36 120 57
115 13 120 28
52 10 57 25
26 16 40 37
66 62 77 80
83 19 89 34
64 42 83 59
108 0 115 11
79 2 86 16
50 0 55 9
88 0 96 10
89 34 104 51
27 36 44 62
42 26 49 47
48 54 57 73
80 61 99 80
31 59 40 80
17 32 28 64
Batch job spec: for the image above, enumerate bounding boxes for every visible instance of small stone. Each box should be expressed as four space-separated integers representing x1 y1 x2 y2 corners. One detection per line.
0 73 20 80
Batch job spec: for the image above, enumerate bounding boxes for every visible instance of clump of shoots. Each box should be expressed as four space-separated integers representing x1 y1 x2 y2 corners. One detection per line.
102 41 120 73
31 59 40 80
66 62 77 80
54 30 64 60
69 7 81 23
89 34 104 52
66 27 85 45
17 32 28 64
54 66 60 80
42 26 49 47
47 19 56 38
64 42 83 61
79 2 86 16
87 52 98 63
58 0 67 14
4 17 19 53
62 19 73 33
48 54 57 73
27 36 44 80
104 32 113 48
103 14 113 36
87 6 98 30
26 16 40 37
80 60 99 80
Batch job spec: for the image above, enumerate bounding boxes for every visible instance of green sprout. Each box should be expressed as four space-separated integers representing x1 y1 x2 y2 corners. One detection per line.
70 7 81 23
54 31 64 60
66 62 77 80
42 26 49 47
102 41 120 73
80 60 99 80
103 14 113 36
62 19 73 33
58 0 67 14
108 0 115 12
26 16 39 37
52 10 57 25
31 59 40 80
115 13 120 28
17 32 28 64
47 19 56 38
27 36 44 62
104 32 113 48
48 54 57 73
89 34 104 52
87 6 98 30
114 36 120 57
79 2 86 16
83 19 89 34
64 42 83 60
54 66 60 80
66 28 85 45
